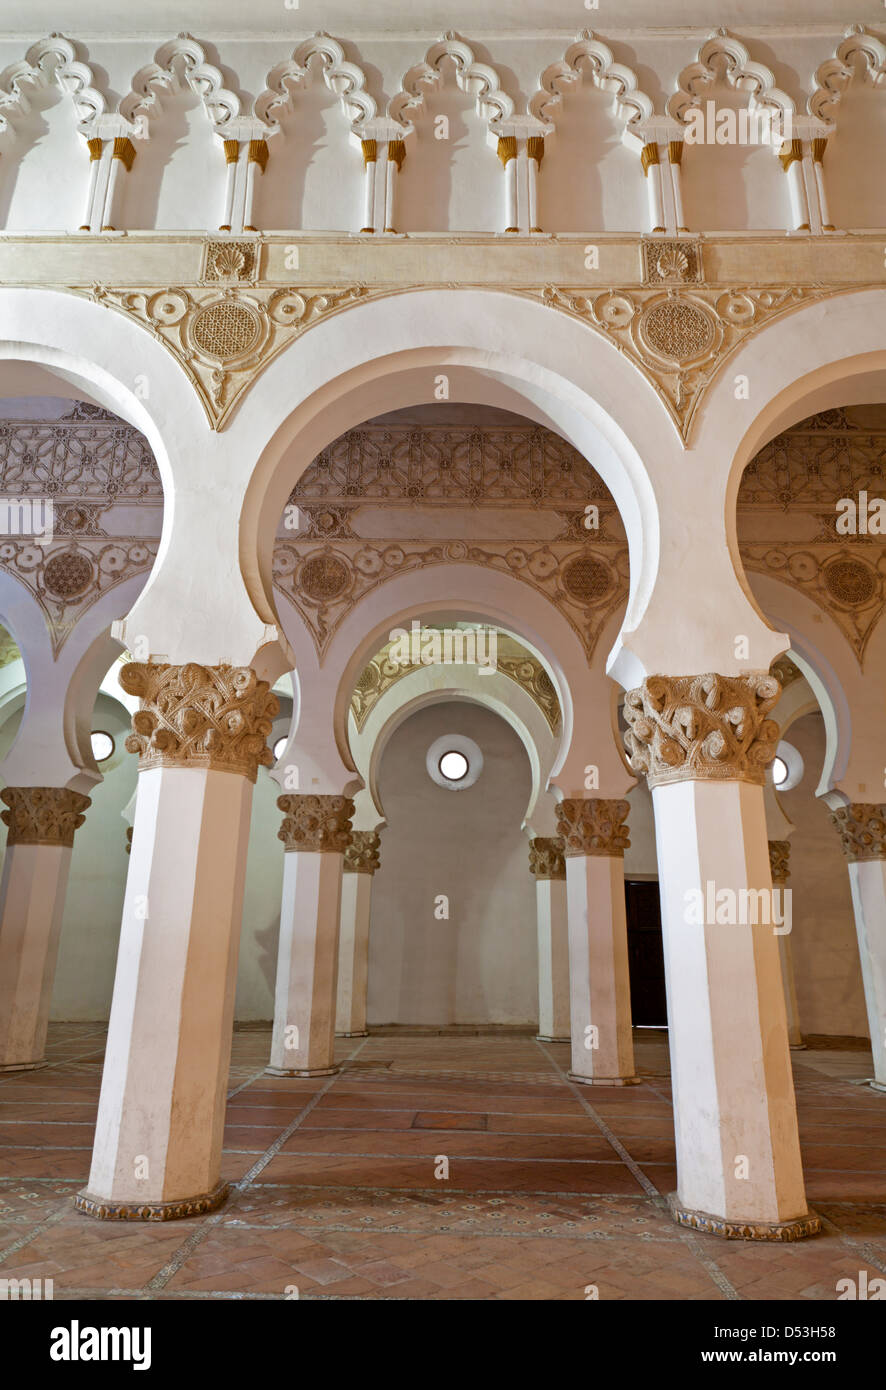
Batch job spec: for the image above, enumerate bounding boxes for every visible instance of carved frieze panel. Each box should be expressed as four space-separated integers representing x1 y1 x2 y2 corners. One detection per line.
741 544 886 663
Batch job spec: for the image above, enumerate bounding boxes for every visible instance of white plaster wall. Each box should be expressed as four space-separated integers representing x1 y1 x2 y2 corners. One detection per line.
256 73 364 232
0 90 87 232
778 711 869 1039
367 700 536 1026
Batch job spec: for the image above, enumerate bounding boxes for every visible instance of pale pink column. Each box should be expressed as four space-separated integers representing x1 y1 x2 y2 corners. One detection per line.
268 794 354 1076
0 788 91 1070
336 831 381 1038
830 804 886 1090
77 661 278 1221
557 800 637 1085
625 673 818 1240
528 837 570 1043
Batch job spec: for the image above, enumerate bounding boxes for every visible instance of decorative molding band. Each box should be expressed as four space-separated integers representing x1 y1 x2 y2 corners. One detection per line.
668 1193 821 1242
0 786 91 848
624 674 781 788
121 662 278 782
555 798 630 858
528 836 566 880
768 839 791 884
829 803 886 862
74 1179 230 1222
277 793 354 853
343 829 381 874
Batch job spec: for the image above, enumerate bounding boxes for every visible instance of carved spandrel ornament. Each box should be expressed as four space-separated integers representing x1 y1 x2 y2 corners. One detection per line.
528 836 566 879
829 803 886 862
768 839 791 884
555 798 630 857
0 786 91 848
121 662 279 782
623 674 781 788
277 794 354 853
343 829 381 874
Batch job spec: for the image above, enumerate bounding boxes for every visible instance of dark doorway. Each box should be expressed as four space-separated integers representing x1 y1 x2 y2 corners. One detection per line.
625 880 668 1027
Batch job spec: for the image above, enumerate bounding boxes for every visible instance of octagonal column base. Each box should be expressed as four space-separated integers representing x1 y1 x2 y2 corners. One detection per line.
667 1192 821 1242
74 1179 230 1222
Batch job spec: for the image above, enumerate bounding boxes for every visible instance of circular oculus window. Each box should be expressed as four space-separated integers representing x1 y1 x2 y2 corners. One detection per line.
91 730 114 763
426 734 484 791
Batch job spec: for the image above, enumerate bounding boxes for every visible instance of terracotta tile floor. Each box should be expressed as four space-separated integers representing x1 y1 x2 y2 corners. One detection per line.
0 1024 884 1300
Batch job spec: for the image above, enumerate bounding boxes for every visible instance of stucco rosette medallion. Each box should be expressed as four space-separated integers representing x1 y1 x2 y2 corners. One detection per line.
121 662 279 782
623 674 781 788
555 799 630 857
528 836 566 879
343 829 381 874
830 804 886 862
0 786 91 848
277 794 354 853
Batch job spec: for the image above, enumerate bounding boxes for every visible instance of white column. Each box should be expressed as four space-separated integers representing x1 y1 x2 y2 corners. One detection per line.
360 140 377 233
80 138 104 231
529 838 570 1042
336 831 380 1036
625 673 817 1239
498 137 518 232
557 800 637 1085
268 794 353 1076
101 137 135 231
527 137 544 233
780 140 810 231
76 661 278 1220
769 840 804 1049
668 141 686 232
0 789 90 1070
384 140 405 233
642 143 665 233
812 139 834 231
243 140 268 233
219 139 240 231
831 805 886 1090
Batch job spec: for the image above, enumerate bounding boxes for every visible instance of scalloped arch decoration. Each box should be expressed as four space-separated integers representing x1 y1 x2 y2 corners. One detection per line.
809 25 886 123
530 31 654 128
388 32 515 133
0 33 107 137
119 33 242 134
255 32 379 131
667 27 796 124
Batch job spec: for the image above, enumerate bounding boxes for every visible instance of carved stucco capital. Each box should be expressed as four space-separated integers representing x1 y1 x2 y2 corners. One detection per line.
623 674 781 789
344 830 381 874
768 839 791 884
829 804 886 863
555 798 630 858
528 836 566 880
121 662 279 783
277 794 354 853
0 786 91 848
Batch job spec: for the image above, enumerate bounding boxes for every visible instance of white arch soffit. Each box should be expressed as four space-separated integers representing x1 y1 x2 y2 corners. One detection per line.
530 30 654 129
0 33 107 138
255 32 378 133
235 288 667 675
773 672 820 741
120 33 242 134
809 24 886 124
387 32 515 134
692 290 886 491
751 572 855 800
667 28 796 124
353 669 552 831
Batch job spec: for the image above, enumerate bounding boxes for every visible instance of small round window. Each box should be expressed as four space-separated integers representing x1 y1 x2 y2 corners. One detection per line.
273 736 287 760
438 750 469 782
91 730 114 763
